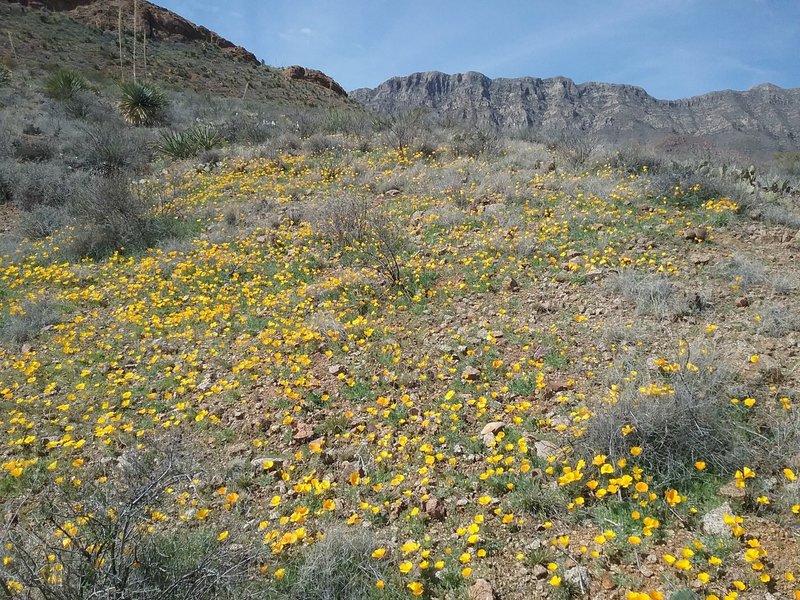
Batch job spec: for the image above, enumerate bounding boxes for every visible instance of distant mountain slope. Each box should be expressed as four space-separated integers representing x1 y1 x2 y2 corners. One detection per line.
1 0 351 106
351 71 800 157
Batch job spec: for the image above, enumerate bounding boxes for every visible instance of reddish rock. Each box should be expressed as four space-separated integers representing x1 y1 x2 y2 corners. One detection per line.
468 579 495 600
283 65 347 97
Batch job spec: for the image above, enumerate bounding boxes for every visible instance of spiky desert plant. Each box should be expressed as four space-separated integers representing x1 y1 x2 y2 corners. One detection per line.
157 124 224 160
45 69 87 100
118 80 167 126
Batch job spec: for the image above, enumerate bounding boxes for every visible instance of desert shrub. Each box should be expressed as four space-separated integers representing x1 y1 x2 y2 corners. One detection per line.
0 63 11 85
157 124 224 160
278 527 388 600
759 303 800 337
606 146 664 174
449 129 497 158
313 195 409 288
12 135 55 162
66 176 179 258
373 108 428 152
608 270 705 319
642 162 742 206
199 149 223 165
11 162 86 210
304 133 342 156
0 160 13 203
45 69 87 100
118 80 168 126
0 296 61 345
16 203 70 239
773 152 800 177
761 203 800 229
72 123 151 174
62 88 106 120
584 346 748 485
222 113 278 145
547 130 599 171
0 440 259 600
717 253 768 290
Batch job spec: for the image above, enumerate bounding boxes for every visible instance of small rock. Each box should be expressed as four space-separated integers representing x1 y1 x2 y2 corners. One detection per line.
463 366 481 381
293 422 314 441
684 227 707 241
601 573 615 590
468 578 495 600
736 296 750 307
534 439 562 460
564 566 591 592
226 442 250 458
718 480 747 500
504 277 521 292
480 421 505 446
480 421 505 437
691 254 712 265
328 364 347 376
702 502 733 536
425 497 447 521
532 564 549 579
584 269 604 281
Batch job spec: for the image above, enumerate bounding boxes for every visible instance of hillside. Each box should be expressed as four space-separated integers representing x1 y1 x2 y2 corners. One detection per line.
351 72 800 160
1 0 351 106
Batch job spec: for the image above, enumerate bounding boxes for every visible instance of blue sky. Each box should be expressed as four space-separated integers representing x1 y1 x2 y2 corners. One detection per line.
156 0 800 99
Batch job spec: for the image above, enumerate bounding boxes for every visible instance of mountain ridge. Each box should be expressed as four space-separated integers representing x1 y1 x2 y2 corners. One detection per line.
351 71 800 158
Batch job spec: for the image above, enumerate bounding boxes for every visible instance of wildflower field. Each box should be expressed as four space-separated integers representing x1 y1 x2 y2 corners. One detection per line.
1 141 799 600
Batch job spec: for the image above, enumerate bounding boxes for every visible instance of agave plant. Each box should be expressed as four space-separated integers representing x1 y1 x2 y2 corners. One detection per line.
45 69 87 100
118 81 167 126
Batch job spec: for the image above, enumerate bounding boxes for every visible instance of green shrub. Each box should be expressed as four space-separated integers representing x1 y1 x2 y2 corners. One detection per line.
45 69 88 100
118 81 168 126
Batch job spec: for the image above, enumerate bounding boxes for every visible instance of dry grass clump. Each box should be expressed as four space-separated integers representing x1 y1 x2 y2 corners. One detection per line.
0 296 61 345
278 527 389 600
607 270 705 320
584 345 748 485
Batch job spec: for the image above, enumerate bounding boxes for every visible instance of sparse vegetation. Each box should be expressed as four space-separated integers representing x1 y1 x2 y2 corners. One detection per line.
1 3 799 600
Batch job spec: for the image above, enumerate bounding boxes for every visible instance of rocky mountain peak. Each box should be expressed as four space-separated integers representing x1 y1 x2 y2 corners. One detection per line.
351 71 800 158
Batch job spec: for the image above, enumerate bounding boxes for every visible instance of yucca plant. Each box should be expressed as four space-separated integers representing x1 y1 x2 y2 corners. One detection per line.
156 129 196 160
45 69 87 100
157 124 223 160
189 124 223 152
118 81 167 126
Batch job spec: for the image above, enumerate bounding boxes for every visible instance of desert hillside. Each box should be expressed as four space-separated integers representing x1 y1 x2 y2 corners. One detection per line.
1 2 799 600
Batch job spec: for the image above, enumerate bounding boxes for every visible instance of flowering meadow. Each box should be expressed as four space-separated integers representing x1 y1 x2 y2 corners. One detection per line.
1 141 798 599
